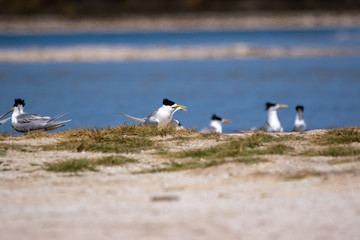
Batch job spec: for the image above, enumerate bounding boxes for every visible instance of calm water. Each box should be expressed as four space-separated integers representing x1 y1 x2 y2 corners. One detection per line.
1 28 360 133
1 28 360 49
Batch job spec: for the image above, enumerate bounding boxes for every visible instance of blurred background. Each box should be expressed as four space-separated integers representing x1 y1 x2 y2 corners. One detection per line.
0 0 360 133
1 0 360 16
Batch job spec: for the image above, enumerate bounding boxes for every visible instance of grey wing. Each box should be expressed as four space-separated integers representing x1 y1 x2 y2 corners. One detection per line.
16 114 47 124
15 113 69 132
170 119 183 129
292 125 306 132
201 126 217 133
144 111 159 126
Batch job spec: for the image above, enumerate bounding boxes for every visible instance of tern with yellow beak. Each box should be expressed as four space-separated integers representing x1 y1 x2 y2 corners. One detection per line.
0 98 71 133
120 98 186 128
259 102 288 132
201 114 231 133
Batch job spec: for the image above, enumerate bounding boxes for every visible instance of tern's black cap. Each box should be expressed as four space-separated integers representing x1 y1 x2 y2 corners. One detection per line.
163 98 175 106
296 105 304 111
14 98 25 107
211 114 222 121
266 102 276 110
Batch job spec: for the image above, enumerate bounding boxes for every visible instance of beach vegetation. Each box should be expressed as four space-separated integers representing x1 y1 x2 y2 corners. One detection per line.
44 155 137 172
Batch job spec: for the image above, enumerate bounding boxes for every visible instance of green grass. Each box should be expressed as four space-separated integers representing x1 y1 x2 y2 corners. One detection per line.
45 129 155 153
44 158 98 173
282 171 323 181
312 127 360 145
44 155 137 173
233 157 269 164
302 146 360 157
139 156 268 173
259 144 295 155
165 137 294 161
94 155 137 166
57 125 195 138
0 143 34 154
42 126 197 154
148 159 222 173
0 133 8 141
328 156 360 165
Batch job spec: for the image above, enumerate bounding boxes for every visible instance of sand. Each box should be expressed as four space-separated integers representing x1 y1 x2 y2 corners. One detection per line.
1 130 360 240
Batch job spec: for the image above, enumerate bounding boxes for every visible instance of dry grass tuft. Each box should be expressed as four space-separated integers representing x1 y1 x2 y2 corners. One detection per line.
44 155 137 173
41 126 197 154
302 145 360 157
312 127 360 145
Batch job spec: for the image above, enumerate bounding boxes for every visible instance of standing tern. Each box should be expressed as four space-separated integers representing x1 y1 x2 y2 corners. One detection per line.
292 105 306 132
0 98 71 133
259 102 288 132
201 114 231 133
120 98 186 128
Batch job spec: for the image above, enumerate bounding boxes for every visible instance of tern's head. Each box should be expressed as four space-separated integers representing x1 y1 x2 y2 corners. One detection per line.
296 105 304 113
14 98 25 108
0 98 24 120
163 98 187 112
266 102 288 112
211 114 231 123
13 98 25 112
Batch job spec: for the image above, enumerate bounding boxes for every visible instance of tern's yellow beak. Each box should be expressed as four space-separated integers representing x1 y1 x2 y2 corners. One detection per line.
278 104 288 109
222 119 232 123
0 108 13 120
174 104 187 111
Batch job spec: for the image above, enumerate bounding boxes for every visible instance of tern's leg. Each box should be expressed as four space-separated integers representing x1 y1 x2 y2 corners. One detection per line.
8 129 15 137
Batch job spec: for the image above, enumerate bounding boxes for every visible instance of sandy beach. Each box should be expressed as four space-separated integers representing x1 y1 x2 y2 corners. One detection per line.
1 12 360 33
1 128 360 240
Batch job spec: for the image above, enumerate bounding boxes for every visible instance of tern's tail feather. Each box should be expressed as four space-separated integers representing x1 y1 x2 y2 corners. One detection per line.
119 113 146 123
44 119 71 131
49 113 69 122
43 124 66 131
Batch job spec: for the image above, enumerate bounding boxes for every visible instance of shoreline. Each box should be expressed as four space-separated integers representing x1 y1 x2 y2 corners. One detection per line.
1 45 359 63
1 11 360 34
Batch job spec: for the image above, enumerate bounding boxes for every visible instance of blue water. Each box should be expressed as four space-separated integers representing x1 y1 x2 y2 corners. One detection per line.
1 28 360 49
0 28 360 133
1 57 360 133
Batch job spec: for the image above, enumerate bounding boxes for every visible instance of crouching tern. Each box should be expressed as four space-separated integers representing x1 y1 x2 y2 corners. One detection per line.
120 98 186 128
201 114 231 133
259 102 288 132
292 105 306 132
0 98 71 133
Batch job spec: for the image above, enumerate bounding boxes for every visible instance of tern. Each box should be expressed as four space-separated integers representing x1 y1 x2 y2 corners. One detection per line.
259 102 288 132
120 98 186 128
0 98 71 133
200 114 231 133
292 105 306 132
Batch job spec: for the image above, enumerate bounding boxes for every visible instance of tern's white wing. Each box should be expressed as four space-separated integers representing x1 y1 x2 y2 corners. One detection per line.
201 126 217 133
